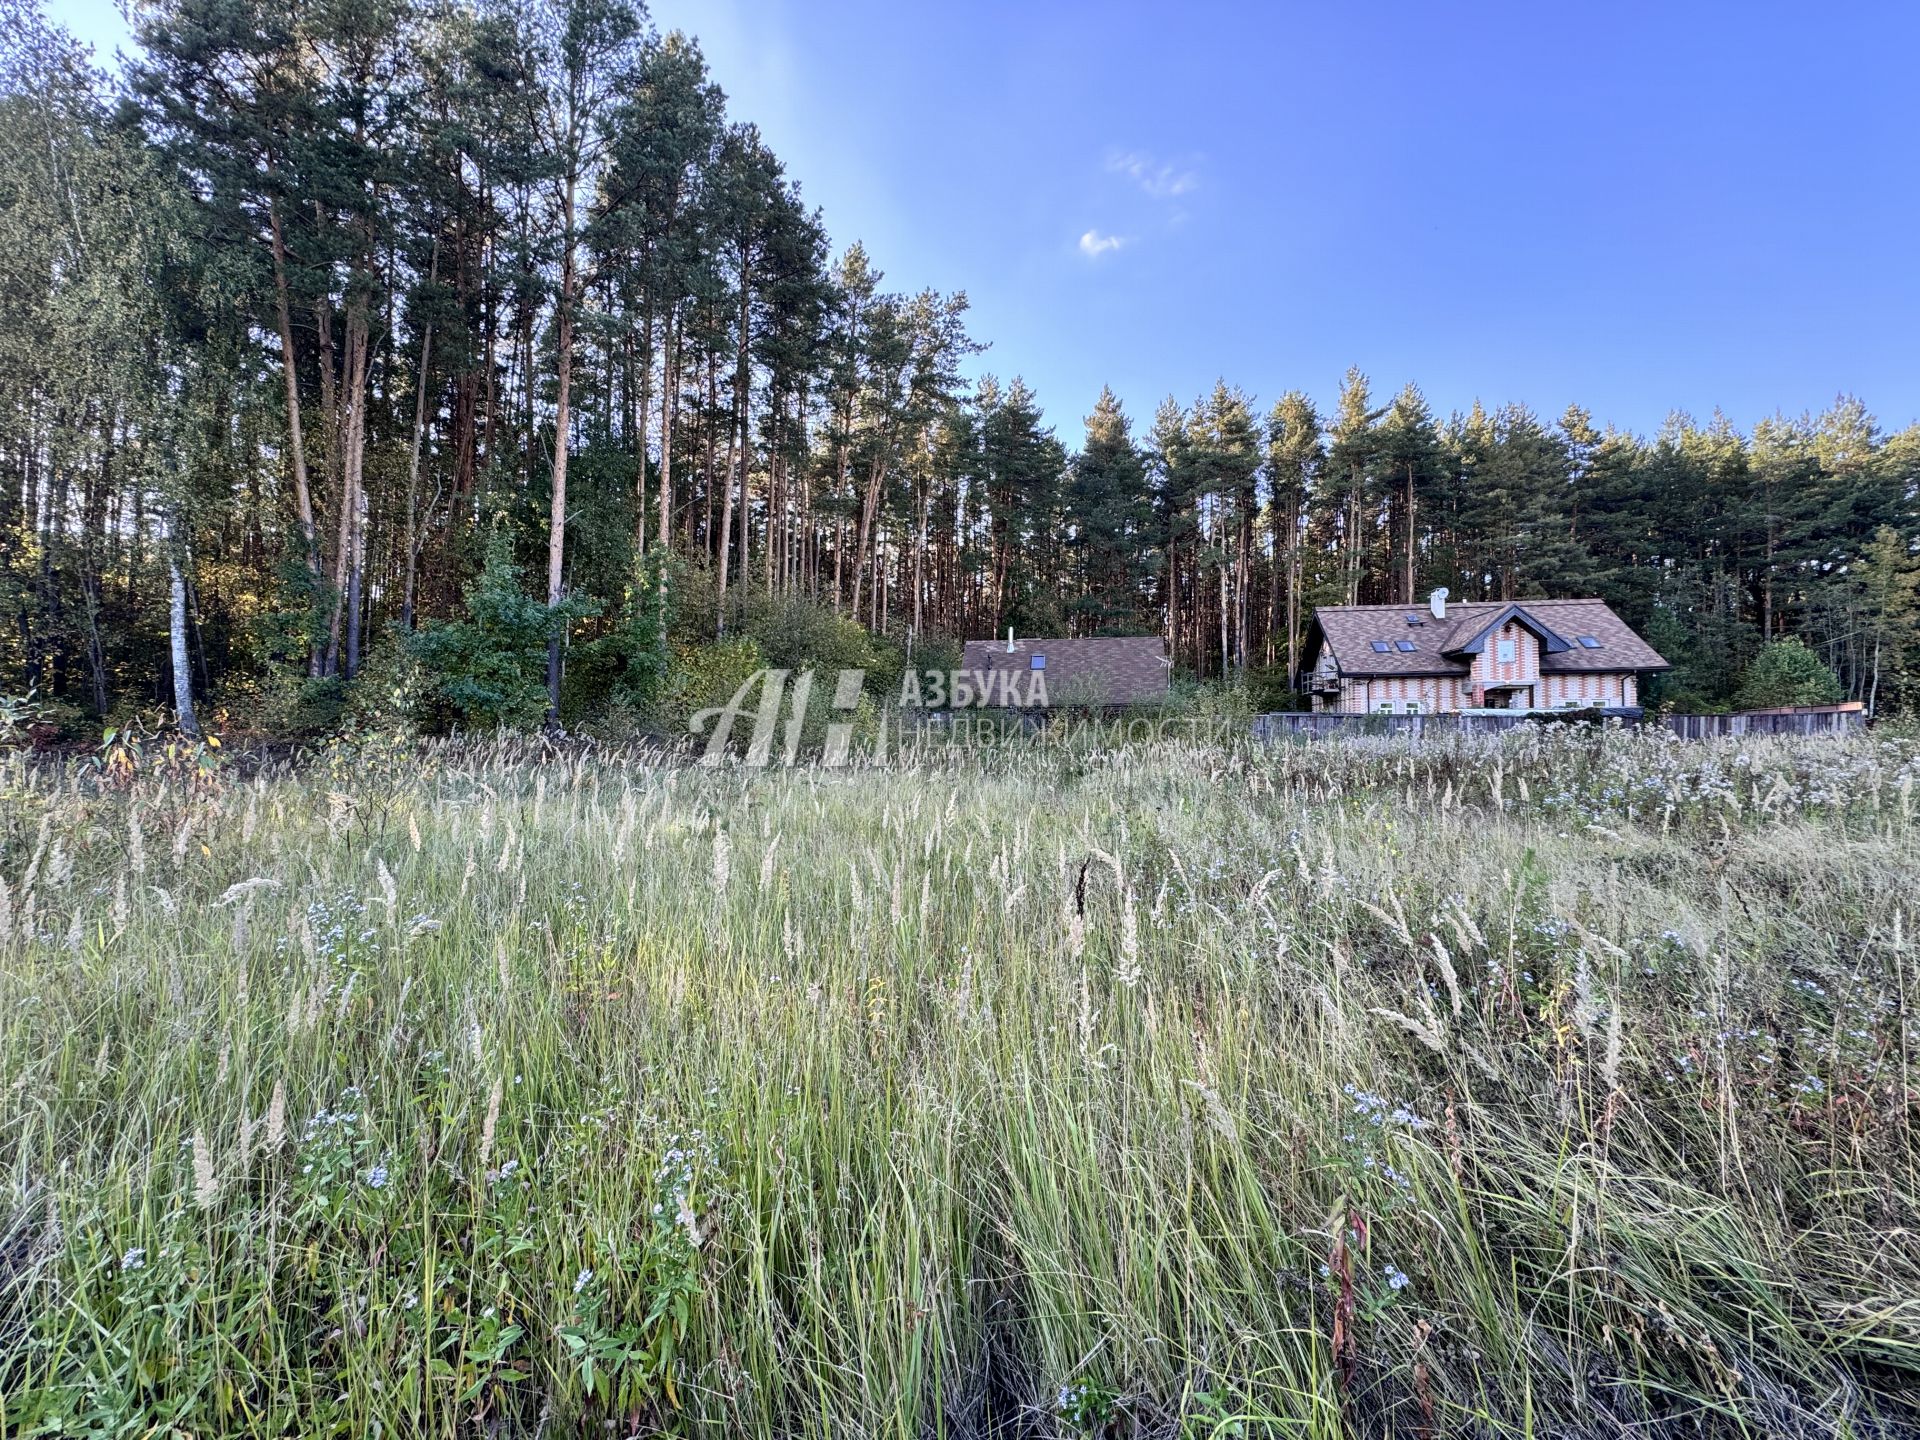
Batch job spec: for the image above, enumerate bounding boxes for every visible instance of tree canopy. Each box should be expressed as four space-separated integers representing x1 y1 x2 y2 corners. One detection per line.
2 0 1916 733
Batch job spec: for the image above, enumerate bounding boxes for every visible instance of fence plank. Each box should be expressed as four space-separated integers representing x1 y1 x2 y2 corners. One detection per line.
1252 706 1866 743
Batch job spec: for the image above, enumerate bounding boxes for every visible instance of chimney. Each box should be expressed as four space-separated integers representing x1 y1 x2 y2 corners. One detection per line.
1427 586 1450 621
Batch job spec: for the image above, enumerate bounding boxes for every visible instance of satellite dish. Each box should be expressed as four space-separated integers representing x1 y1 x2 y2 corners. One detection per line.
1428 586 1450 621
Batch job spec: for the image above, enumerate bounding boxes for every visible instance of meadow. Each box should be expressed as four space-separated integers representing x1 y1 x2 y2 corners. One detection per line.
1 724 1917 1438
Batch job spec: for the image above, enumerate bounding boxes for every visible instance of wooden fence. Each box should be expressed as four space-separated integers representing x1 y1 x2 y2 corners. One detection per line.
1662 703 1865 739
1254 703 1866 743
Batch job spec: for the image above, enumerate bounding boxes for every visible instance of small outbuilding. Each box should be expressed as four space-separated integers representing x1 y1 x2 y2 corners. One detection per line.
958 635 1170 709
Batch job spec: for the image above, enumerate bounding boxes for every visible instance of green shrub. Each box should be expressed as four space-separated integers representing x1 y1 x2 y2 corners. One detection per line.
411 531 596 732
0 688 56 748
1243 664 1302 713
658 635 766 739
217 667 347 737
568 556 673 730
735 593 878 676
347 630 427 734
1733 637 1845 711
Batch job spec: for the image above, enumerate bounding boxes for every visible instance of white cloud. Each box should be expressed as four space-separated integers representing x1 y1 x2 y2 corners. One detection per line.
1078 229 1126 259
1107 151 1200 199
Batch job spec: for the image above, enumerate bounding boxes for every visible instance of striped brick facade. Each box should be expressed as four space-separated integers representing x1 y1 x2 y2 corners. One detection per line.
1306 598 1661 714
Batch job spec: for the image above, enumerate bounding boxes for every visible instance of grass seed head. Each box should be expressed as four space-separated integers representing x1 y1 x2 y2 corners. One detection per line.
191 1131 217 1209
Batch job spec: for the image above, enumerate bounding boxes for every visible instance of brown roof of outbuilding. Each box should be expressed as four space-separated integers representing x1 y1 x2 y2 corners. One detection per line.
958 636 1170 707
1307 598 1668 678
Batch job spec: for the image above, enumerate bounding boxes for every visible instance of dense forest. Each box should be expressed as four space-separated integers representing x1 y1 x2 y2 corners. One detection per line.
3 0 1917 739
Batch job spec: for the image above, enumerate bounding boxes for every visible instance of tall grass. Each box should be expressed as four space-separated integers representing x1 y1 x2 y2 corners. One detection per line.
1 725 1916 1437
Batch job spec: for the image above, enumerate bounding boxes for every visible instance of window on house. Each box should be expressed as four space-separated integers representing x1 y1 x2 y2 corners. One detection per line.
1395 640 1417 652
1405 701 1422 715
1030 654 1046 669
1577 635 1602 648
1497 638 1517 663
1370 640 1391 653
1375 700 1397 714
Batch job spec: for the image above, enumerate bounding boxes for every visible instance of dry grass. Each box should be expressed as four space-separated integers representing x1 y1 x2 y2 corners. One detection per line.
0 724 1916 1437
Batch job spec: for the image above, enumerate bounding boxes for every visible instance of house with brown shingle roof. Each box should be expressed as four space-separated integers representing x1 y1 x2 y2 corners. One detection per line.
1302 591 1667 714
957 635 1169 709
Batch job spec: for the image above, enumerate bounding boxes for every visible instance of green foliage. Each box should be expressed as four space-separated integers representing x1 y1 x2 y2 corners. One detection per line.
1243 665 1301 713
735 591 878 676
569 554 673 729
412 532 597 732
7 0 1920 734
1152 678 1256 725
347 631 428 734
657 635 765 736
1065 387 1154 634
1055 1378 1119 1432
1733 636 1845 711
0 688 49 748
215 666 346 737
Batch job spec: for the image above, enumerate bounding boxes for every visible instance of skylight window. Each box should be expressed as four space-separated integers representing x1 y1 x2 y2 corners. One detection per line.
1577 635 1602 649
1369 640 1391 653
1395 640 1417 652
1403 613 1422 626
1030 654 1047 669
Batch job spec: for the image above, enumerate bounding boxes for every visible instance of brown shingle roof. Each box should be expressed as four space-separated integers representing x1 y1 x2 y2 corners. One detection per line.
958 636 1169 707
1307 599 1668 678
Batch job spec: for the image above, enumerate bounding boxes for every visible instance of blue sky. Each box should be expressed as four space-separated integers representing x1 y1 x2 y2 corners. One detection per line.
57 0 1920 444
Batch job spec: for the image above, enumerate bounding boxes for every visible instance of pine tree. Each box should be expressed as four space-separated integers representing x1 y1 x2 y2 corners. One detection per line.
1066 388 1151 634
1377 384 1442 604
1264 392 1321 684
1324 367 1382 604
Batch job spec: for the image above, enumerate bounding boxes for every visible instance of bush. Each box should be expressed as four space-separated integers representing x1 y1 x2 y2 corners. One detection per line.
347 630 427 734
217 667 347 737
1153 677 1255 724
0 689 86 748
411 531 595 732
568 556 673 731
658 636 766 740
734 593 879 677
1732 637 1844 711
1244 664 1301 713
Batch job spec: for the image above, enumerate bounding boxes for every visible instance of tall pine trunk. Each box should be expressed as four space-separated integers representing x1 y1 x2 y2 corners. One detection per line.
401 243 438 631
546 176 578 725
734 276 751 609
657 308 677 553
266 195 324 636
